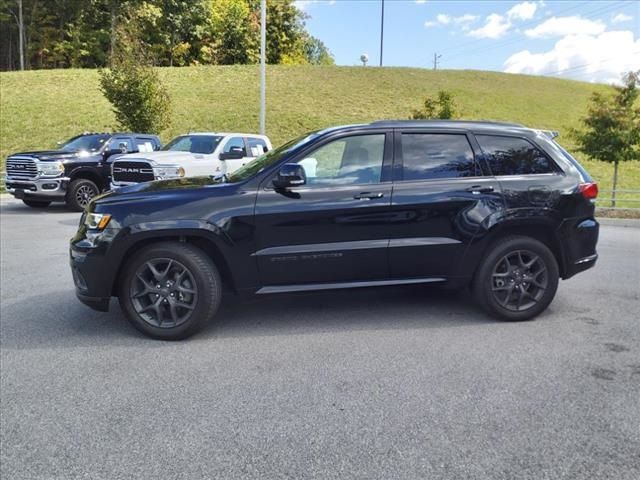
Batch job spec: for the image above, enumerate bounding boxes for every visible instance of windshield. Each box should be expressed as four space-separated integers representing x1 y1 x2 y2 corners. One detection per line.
162 135 223 154
61 134 110 152
227 131 322 183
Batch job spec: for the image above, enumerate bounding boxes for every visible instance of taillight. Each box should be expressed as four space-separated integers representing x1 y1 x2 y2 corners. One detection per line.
579 182 598 200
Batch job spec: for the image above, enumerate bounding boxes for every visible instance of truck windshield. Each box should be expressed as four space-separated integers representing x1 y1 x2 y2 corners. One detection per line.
162 135 223 154
61 134 110 152
226 131 321 183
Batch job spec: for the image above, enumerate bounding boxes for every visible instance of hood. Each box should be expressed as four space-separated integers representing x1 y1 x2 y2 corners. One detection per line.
94 176 228 206
8 150 96 162
119 151 210 164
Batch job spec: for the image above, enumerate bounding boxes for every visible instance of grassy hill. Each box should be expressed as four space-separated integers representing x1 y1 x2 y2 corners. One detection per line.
1 65 638 207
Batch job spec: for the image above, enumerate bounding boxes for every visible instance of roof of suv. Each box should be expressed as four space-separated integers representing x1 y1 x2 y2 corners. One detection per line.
315 120 541 138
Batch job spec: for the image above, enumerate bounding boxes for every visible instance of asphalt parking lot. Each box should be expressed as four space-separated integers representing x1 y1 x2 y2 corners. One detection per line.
1 197 639 480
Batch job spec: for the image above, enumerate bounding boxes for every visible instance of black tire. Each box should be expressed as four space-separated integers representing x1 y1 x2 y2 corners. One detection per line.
472 236 559 322
66 178 99 212
118 242 222 340
22 199 51 208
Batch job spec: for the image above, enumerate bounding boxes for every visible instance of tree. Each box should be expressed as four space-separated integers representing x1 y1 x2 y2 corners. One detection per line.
410 91 457 120
573 71 640 207
98 15 171 133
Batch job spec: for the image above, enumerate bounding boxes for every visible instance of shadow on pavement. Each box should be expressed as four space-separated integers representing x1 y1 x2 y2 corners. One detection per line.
0 285 494 349
0 199 74 216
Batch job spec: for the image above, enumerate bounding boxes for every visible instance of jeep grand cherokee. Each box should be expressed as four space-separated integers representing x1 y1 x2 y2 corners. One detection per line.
70 121 599 340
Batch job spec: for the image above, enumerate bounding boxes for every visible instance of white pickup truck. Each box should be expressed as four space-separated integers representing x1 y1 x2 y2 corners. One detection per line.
110 132 272 187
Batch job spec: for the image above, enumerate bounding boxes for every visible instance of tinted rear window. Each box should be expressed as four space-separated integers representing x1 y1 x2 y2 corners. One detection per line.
476 135 555 176
401 133 478 180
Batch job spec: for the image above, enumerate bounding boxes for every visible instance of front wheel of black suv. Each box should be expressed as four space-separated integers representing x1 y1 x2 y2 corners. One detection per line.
118 242 222 340
22 199 51 208
66 178 99 212
473 236 559 322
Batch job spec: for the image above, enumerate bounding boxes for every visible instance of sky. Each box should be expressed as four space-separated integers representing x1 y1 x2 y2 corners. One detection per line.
295 0 640 84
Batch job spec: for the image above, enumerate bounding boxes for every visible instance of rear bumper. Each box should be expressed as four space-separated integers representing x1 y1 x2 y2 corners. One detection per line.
559 218 599 279
6 176 69 200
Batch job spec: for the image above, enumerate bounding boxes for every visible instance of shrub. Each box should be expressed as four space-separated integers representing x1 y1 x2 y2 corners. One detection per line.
410 90 457 120
98 19 171 134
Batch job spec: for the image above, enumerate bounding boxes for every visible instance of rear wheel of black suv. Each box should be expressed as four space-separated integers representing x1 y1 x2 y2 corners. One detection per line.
118 242 222 340
66 178 99 212
23 199 51 208
473 236 559 321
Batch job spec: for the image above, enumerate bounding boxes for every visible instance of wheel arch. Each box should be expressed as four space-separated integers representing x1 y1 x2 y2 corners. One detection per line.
69 168 105 191
473 220 567 278
110 232 237 297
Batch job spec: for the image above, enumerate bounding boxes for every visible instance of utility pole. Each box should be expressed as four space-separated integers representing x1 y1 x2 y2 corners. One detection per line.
433 52 441 71
18 0 24 70
259 0 266 135
379 0 384 67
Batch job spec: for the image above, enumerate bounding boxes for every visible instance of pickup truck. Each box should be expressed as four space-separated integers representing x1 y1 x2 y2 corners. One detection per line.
110 132 271 187
4 132 162 211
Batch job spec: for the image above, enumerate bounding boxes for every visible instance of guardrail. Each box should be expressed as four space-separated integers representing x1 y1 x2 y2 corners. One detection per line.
595 189 640 210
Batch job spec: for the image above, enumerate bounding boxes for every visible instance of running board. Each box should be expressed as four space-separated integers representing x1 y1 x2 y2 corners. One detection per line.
256 277 446 294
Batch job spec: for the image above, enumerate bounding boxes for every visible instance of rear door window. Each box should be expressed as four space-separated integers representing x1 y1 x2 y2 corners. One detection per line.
134 137 157 153
246 137 269 156
108 137 134 153
475 135 555 175
400 133 479 180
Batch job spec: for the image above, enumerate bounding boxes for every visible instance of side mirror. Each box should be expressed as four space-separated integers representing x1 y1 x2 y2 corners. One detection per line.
219 147 245 160
273 163 306 189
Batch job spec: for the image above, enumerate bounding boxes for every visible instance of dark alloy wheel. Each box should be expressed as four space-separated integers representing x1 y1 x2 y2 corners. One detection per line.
22 199 51 208
130 258 199 328
119 242 222 340
490 250 548 312
473 236 559 321
66 178 99 212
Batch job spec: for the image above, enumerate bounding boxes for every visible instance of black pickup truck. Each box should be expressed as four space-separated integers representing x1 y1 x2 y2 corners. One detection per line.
5 132 161 211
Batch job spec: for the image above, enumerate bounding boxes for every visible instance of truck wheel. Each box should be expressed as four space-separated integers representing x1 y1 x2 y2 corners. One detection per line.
472 236 559 322
118 242 222 340
66 178 99 212
22 199 51 208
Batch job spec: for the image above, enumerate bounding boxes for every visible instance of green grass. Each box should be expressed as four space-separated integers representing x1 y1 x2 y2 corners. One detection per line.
1 65 638 206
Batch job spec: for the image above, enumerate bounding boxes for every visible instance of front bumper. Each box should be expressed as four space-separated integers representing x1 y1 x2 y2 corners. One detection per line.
70 229 120 312
6 175 70 200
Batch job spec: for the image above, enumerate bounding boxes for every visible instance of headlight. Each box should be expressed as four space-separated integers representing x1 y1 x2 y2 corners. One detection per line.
38 161 64 177
153 165 185 179
84 213 112 230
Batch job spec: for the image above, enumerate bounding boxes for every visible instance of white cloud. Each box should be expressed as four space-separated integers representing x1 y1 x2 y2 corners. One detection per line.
415 0 428 4
525 16 606 38
467 2 538 39
612 13 633 24
504 30 640 84
426 13 479 29
468 13 511 39
454 14 479 25
294 0 335 10
507 1 537 21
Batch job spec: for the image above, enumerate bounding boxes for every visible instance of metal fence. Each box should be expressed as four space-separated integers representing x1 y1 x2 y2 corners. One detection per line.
595 189 640 211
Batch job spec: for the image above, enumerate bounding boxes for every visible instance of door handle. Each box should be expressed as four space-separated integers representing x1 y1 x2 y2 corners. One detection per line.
354 192 384 200
465 185 494 194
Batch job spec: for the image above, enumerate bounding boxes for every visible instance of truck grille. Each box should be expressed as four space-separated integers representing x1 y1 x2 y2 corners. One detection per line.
112 160 155 183
6 157 38 179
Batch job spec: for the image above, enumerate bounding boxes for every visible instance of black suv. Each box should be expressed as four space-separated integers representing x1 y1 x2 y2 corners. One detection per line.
5 132 161 211
70 121 599 340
